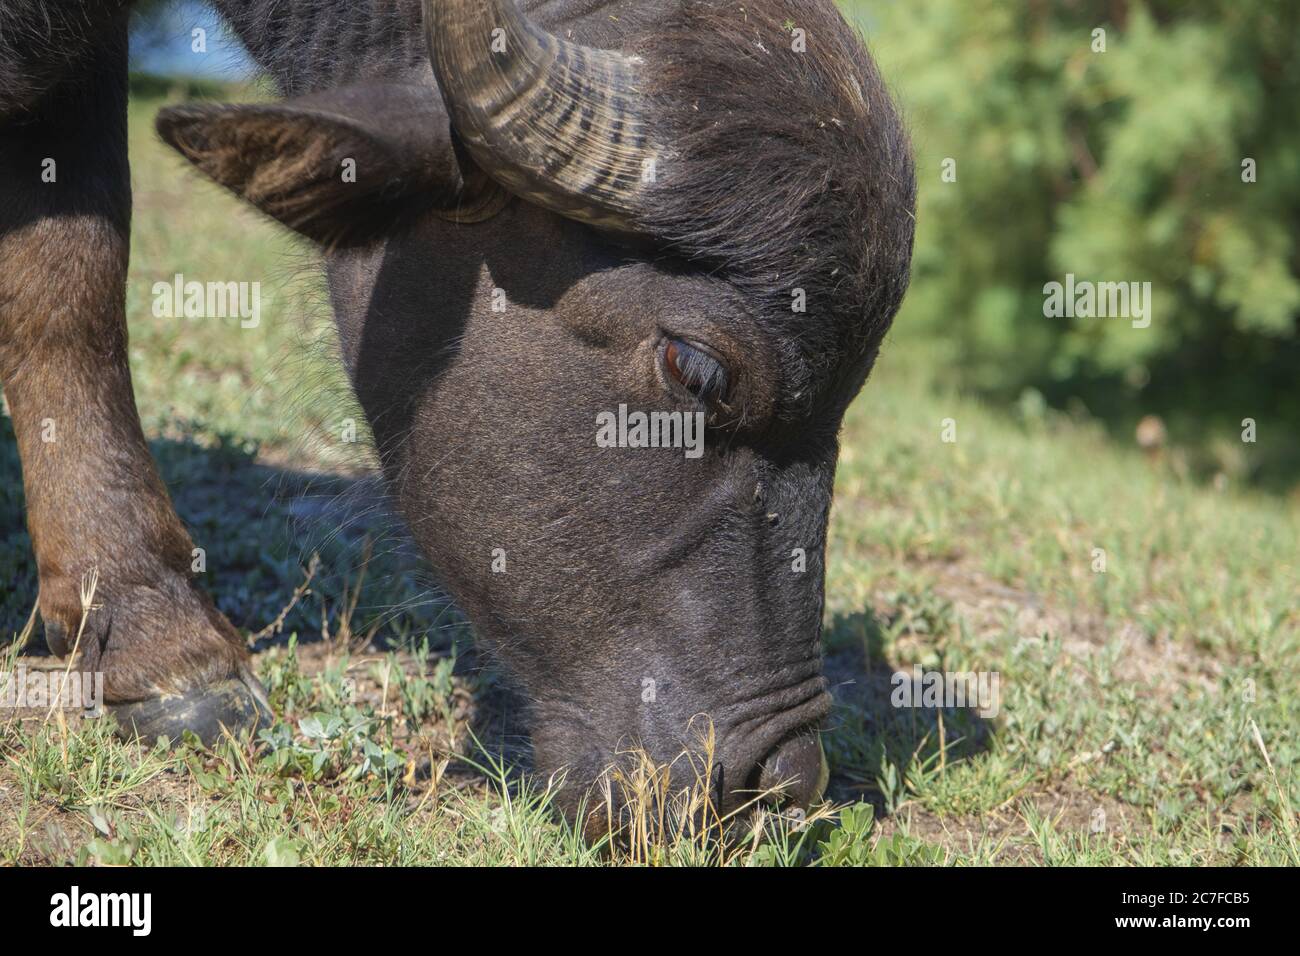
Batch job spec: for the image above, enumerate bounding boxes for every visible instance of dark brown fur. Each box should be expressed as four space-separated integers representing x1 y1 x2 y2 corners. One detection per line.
0 7 246 702
640 1 916 418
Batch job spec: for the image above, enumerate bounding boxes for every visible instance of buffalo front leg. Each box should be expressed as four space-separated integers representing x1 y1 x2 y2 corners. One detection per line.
0 16 269 744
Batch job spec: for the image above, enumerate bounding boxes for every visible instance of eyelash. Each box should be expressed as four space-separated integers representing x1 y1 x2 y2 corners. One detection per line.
661 337 729 405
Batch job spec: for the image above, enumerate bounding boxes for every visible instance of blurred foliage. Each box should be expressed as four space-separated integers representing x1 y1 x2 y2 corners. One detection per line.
850 0 1300 486
128 71 230 100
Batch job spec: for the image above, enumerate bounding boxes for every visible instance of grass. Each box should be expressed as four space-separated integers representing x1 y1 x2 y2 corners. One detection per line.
0 89 1296 866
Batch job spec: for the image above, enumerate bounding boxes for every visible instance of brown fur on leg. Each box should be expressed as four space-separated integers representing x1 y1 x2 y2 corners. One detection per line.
0 9 249 705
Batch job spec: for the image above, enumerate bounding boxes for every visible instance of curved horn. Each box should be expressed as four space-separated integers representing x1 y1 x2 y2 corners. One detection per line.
423 0 658 230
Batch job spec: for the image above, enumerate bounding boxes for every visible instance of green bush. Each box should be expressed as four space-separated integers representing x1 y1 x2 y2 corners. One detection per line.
846 0 1299 481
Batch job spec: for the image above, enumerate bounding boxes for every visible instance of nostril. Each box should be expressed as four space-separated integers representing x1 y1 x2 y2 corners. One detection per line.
756 733 828 809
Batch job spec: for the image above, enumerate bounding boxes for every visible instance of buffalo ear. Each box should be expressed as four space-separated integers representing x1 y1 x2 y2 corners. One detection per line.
156 83 480 246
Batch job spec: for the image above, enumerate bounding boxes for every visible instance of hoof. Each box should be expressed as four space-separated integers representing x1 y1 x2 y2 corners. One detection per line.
109 668 272 747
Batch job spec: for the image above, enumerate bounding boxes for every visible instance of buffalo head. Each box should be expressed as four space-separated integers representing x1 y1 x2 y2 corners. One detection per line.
157 0 915 825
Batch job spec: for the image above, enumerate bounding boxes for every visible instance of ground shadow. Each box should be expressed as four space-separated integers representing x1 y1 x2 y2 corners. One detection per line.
0 419 531 777
820 609 997 818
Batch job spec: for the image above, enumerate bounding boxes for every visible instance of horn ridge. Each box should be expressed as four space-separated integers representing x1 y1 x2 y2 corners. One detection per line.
423 0 658 230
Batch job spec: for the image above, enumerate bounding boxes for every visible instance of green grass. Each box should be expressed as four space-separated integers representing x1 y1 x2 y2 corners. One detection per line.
0 91 1295 866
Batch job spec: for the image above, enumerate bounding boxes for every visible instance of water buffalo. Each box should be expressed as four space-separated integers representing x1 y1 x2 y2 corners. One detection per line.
0 0 915 822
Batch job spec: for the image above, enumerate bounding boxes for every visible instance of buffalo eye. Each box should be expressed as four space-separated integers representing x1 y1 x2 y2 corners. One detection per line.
661 337 729 406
